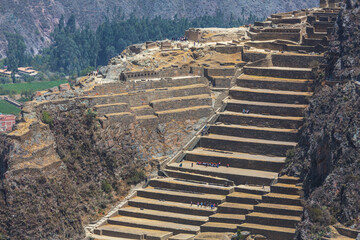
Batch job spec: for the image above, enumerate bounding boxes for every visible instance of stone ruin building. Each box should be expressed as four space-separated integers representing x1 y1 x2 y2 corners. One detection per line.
4 0 353 239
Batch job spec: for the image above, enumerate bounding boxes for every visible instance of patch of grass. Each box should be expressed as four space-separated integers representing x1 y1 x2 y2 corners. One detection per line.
0 100 21 115
41 111 53 126
0 80 67 95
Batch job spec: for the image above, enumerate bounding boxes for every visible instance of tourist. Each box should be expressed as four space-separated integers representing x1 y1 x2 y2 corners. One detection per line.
191 162 194 167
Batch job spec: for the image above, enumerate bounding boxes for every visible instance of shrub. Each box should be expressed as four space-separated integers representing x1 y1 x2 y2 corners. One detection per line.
41 111 53 126
101 180 113 194
308 206 333 226
285 149 295 163
126 170 146 185
85 108 97 125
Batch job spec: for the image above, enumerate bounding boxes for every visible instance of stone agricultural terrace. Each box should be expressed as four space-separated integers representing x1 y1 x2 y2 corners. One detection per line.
6 1 349 239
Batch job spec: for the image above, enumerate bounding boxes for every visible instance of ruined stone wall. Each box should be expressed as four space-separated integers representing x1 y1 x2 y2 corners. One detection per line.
121 66 201 81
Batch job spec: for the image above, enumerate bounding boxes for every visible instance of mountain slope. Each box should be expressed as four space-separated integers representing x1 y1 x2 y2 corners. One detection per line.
0 0 318 58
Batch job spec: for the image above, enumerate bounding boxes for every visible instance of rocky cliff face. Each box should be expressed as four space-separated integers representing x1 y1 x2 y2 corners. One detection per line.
0 97 204 239
283 1 360 238
326 0 360 81
0 0 319 57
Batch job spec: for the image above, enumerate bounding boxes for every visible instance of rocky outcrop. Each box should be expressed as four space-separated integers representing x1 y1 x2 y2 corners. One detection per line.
284 1 360 239
326 0 360 81
283 82 360 239
0 0 319 57
0 95 206 239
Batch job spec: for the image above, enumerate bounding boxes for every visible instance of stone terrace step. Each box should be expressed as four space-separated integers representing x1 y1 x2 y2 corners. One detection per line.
149 178 234 195
156 106 212 122
209 76 232 88
185 148 285 172
167 160 278 185
85 84 210 105
131 105 155 116
254 203 303 216
200 222 238 233
118 207 208 226
169 234 196 240
225 99 307 116
271 183 302 195
238 223 295 240
94 102 130 115
136 115 159 127
199 134 296 157
226 192 262 205
217 202 254 215
245 212 301 228
229 87 312 104
150 94 212 112
95 224 172 240
91 233 135 240
164 169 234 186
104 112 135 124
243 66 313 79
205 68 236 77
137 187 226 205
128 197 216 216
209 123 299 142
235 185 270 195
262 192 302 206
218 111 303 129
209 213 245 225
236 74 313 92
278 175 300 184
107 216 200 235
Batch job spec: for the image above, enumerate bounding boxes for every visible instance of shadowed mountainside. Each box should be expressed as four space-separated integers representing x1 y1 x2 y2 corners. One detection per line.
283 0 360 238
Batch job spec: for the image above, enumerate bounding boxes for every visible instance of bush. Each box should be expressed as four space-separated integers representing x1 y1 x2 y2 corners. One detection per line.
41 111 53 126
126 170 146 185
285 149 295 163
85 108 97 125
101 180 113 193
308 206 333 226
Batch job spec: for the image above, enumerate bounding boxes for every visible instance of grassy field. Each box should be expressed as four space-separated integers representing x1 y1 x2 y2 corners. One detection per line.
0 100 21 115
0 80 68 95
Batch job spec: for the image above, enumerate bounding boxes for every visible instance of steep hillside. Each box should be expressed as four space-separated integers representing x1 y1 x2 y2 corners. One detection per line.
0 97 206 239
0 0 319 57
283 1 360 238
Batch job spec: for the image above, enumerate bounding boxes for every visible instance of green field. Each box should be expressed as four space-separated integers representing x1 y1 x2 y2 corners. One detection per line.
0 80 68 95
0 100 21 115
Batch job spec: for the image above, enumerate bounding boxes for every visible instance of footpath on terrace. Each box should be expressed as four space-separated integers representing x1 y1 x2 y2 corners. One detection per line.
89 2 341 240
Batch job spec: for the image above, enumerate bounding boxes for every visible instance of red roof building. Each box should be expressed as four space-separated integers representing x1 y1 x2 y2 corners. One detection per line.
0 114 16 132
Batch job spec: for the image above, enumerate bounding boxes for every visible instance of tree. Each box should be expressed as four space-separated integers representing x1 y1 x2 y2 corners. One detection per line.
5 32 27 72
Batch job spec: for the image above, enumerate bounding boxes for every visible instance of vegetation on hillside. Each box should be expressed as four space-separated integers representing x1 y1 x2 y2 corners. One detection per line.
0 80 67 95
2 12 261 78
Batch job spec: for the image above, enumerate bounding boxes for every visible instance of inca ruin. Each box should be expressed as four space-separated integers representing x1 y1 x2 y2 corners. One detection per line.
1 0 360 239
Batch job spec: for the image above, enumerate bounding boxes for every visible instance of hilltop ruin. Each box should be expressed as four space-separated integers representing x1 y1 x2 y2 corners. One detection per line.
1 0 358 239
